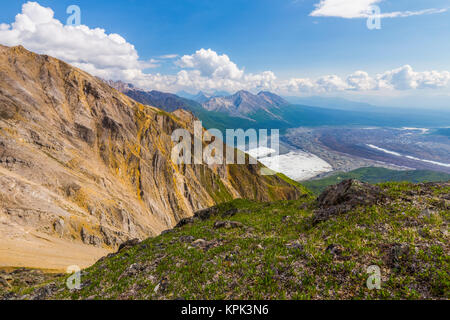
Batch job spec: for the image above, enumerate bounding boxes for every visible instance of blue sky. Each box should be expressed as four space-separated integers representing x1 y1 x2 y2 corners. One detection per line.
1 0 450 108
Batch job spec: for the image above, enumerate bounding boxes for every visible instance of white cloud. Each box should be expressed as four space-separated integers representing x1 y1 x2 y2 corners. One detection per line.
416 70 450 89
311 0 381 18
176 49 244 80
158 54 178 59
376 65 450 90
347 71 377 91
316 75 350 92
377 65 418 90
310 0 447 19
379 8 448 19
278 66 450 94
284 78 316 93
166 63 450 95
279 75 349 94
244 71 278 91
0 1 154 81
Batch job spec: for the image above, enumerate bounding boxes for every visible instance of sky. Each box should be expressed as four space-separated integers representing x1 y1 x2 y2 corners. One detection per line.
0 0 450 108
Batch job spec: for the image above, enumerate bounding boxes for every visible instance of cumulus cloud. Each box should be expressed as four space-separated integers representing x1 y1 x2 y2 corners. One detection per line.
244 71 278 91
0 2 449 96
310 0 447 19
311 0 381 18
176 49 244 80
0 1 155 81
377 65 418 90
347 71 377 91
132 47 276 93
278 66 450 94
316 75 349 92
376 65 450 90
284 78 316 93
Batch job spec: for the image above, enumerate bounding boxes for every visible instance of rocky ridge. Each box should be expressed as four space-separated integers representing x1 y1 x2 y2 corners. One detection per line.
0 45 303 269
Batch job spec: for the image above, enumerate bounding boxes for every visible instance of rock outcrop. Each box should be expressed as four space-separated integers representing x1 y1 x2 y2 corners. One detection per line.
314 179 386 224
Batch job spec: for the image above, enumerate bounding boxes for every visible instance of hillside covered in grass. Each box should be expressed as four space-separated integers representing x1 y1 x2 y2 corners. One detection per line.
1 181 449 300
303 167 450 195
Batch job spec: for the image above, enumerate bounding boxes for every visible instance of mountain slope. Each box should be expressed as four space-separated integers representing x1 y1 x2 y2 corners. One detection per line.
192 91 211 104
4 180 449 300
202 90 288 120
108 83 274 131
176 90 230 102
0 45 303 270
109 86 202 114
302 167 450 195
258 91 290 107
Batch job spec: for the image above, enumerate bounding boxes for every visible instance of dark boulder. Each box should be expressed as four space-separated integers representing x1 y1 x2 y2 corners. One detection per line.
213 221 244 229
179 235 195 243
118 238 140 252
175 206 220 228
314 179 386 224
194 207 219 220
175 217 195 228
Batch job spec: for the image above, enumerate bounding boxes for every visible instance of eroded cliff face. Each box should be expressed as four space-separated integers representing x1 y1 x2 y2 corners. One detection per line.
0 45 302 268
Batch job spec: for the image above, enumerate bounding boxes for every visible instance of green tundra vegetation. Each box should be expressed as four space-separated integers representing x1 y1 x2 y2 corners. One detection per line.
3 181 448 300
302 167 450 195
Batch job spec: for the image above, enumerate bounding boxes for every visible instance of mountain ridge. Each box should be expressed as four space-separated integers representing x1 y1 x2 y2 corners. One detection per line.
108 81 289 121
201 90 289 119
0 45 304 270
109 82 450 131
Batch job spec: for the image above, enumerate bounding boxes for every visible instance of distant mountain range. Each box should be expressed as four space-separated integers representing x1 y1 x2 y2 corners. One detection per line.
191 91 211 104
285 96 378 111
110 82 289 120
106 80 200 113
177 90 230 102
202 90 289 119
107 81 450 131
286 95 450 121
108 82 292 130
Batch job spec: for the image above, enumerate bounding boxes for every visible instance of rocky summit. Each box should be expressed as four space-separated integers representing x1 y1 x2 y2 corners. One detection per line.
0 45 303 270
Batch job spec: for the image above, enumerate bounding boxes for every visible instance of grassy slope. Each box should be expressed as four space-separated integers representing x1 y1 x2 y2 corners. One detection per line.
13 182 449 300
303 167 450 195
